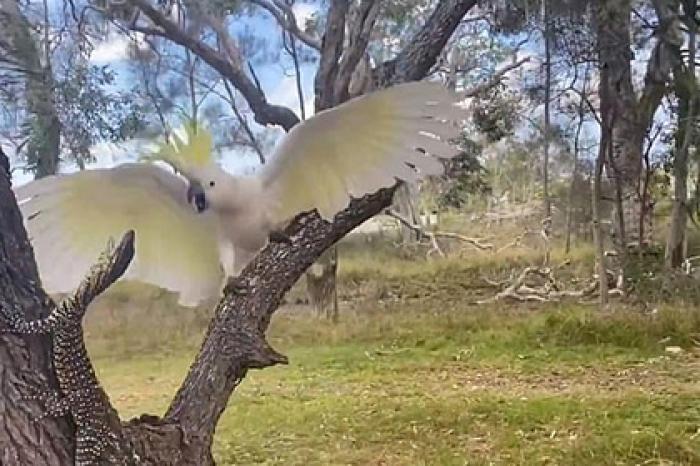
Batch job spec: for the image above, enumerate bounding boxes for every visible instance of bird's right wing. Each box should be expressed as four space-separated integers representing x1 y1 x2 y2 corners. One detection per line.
259 81 464 223
15 163 223 306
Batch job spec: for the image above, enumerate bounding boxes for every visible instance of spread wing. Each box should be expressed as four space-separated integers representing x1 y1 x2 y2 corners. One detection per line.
259 81 464 222
15 163 223 306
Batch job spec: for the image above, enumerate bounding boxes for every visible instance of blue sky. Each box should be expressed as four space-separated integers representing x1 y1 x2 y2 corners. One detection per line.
10 1 320 185
6 2 674 188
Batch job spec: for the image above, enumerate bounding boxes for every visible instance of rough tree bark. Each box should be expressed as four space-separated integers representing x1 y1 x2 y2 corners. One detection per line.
0 150 73 464
0 1 480 463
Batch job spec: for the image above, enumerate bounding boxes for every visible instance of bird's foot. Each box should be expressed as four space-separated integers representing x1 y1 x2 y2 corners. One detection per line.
268 229 293 245
224 276 249 296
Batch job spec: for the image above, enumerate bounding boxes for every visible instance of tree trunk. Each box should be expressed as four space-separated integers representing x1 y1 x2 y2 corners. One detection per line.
665 1 696 268
596 0 680 259
592 121 610 306
306 247 339 320
394 182 420 244
565 71 589 254
0 152 74 463
542 0 552 219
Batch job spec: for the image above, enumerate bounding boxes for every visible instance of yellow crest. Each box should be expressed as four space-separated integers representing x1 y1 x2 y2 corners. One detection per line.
143 120 213 173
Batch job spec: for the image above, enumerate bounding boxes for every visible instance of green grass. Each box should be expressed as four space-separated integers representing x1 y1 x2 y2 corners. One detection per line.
80 226 700 465
90 301 700 465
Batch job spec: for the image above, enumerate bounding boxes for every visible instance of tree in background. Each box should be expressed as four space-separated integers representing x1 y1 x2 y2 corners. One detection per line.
665 0 698 268
596 0 681 252
0 0 142 178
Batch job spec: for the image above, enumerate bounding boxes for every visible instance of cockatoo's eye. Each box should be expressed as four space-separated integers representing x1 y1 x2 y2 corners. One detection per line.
209 181 216 187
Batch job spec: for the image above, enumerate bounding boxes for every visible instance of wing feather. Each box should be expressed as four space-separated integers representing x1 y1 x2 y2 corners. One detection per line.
15 163 223 306
259 81 464 222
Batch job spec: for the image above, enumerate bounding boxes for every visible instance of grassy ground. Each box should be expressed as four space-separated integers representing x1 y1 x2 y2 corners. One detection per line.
90 263 700 465
93 304 700 465
85 229 700 465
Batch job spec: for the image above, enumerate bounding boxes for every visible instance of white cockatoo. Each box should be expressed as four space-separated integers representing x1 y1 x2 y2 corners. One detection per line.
16 81 464 306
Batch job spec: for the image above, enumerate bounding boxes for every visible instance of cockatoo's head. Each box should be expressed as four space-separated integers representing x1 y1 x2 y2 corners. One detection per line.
185 164 233 213
144 121 231 214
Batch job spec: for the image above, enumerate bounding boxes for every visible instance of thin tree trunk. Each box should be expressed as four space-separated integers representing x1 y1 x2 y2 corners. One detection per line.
592 125 609 306
542 0 552 219
395 182 420 243
665 2 695 267
565 71 589 254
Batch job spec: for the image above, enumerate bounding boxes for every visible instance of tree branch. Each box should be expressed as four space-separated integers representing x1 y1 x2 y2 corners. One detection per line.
164 188 396 440
315 0 348 109
126 0 300 130
248 0 322 50
333 0 380 102
372 0 478 86
463 57 530 97
222 79 266 164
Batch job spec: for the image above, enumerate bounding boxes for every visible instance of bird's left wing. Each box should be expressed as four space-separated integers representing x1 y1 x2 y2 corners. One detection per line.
258 81 464 223
15 163 224 306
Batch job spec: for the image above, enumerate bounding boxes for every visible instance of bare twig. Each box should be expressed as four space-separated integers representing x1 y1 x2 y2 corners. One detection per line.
463 57 530 97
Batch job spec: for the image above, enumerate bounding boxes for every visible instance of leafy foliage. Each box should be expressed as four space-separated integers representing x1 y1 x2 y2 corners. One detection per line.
437 135 490 209
56 64 143 167
472 84 521 143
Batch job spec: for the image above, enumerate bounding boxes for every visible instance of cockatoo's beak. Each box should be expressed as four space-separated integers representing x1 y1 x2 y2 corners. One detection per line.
186 180 207 213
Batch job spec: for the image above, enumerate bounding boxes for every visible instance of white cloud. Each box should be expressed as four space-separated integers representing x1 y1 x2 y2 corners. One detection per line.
268 73 315 119
90 36 131 64
89 32 149 65
292 2 317 26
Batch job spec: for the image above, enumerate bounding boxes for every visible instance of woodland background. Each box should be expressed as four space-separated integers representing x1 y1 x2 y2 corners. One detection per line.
0 0 699 464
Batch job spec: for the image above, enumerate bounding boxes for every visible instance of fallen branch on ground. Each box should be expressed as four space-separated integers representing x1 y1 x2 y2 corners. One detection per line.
384 209 493 258
476 264 623 304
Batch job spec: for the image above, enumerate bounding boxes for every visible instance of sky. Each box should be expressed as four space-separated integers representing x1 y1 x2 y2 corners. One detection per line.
9 1 320 186
5 2 673 187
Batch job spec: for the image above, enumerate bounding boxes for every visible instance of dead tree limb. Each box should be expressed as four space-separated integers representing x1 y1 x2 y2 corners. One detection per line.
385 209 493 257
463 57 530 97
476 265 623 305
